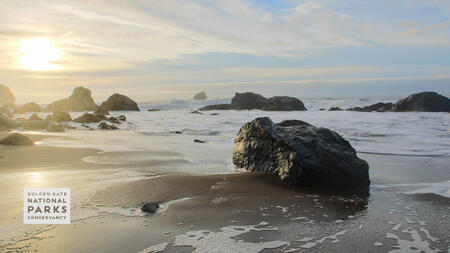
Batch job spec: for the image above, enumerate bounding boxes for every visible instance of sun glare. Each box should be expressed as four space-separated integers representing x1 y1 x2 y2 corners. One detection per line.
19 38 62 71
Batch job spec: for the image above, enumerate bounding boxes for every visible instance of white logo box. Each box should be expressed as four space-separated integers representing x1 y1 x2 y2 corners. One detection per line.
23 188 71 224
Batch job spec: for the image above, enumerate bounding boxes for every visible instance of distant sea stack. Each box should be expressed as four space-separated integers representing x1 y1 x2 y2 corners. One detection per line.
0 84 15 107
346 91 449 112
199 92 306 111
46 86 99 112
100 93 140 111
193 92 207 100
233 117 370 189
14 102 42 114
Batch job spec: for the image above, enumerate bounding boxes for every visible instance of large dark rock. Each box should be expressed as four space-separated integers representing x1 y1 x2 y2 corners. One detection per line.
100 94 140 111
73 113 106 123
232 117 369 189
141 202 159 213
348 102 393 112
14 102 42 114
263 96 306 111
0 84 15 107
392 91 450 112
193 92 207 100
0 133 33 146
46 87 99 112
199 92 306 111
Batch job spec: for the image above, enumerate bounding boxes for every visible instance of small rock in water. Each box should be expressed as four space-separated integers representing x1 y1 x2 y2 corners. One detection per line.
141 202 160 213
194 139 206 143
191 110 203 114
374 242 383 247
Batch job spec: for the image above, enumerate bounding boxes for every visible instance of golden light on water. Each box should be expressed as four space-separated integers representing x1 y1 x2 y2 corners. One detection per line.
19 38 62 71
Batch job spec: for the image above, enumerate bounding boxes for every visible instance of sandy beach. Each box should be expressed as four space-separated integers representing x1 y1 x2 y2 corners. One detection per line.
0 133 448 252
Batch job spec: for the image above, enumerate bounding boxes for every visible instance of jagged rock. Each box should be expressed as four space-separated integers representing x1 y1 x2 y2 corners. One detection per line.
14 102 42 114
328 107 343 111
28 113 43 121
0 84 15 106
199 92 306 111
100 94 139 111
193 92 208 100
46 87 99 112
107 117 121 124
0 133 33 146
98 121 118 130
73 113 106 123
392 91 450 112
232 117 369 189
52 112 72 123
348 102 393 112
141 202 159 213
47 121 65 132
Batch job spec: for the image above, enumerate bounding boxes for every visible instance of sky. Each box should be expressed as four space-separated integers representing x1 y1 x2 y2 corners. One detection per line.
0 0 449 103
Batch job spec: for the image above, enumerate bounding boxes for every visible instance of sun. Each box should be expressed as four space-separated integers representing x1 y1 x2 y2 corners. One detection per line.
19 38 62 71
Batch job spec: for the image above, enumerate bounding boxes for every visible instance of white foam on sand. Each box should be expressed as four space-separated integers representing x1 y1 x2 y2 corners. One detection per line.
138 242 168 253
386 228 438 253
169 221 288 253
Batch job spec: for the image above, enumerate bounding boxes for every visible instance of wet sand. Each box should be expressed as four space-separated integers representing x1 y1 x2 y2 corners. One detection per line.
0 135 449 252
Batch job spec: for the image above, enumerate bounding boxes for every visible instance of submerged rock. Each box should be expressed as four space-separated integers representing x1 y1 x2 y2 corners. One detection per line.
0 84 15 106
328 107 343 111
141 202 159 213
100 94 140 111
193 92 208 100
392 91 450 112
53 112 72 123
0 133 33 146
98 121 118 130
348 102 393 112
191 110 203 114
199 92 306 111
147 108 161 112
47 121 65 132
232 117 369 189
194 139 207 143
73 113 106 123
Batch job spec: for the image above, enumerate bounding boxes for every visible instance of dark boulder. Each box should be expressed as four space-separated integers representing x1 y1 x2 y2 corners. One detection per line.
14 102 42 114
107 117 121 124
193 92 207 100
100 94 139 111
194 139 207 143
263 96 306 111
147 108 161 112
53 112 72 123
0 133 33 146
232 117 369 189
0 84 15 107
73 113 106 123
392 91 450 112
328 107 343 111
141 202 159 213
231 92 267 110
98 121 118 130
